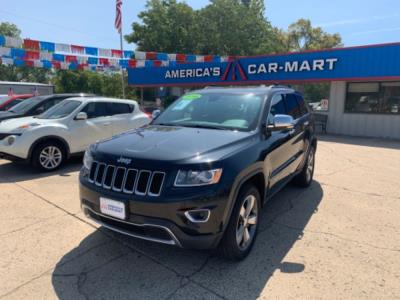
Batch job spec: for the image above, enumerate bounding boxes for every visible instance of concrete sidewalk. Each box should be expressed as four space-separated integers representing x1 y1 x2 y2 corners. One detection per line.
0 135 399 299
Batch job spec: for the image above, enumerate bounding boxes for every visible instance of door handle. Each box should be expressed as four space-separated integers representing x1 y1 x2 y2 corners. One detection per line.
103 122 111 126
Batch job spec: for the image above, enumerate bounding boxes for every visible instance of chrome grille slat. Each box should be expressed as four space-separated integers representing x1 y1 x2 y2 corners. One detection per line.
95 163 106 186
148 172 166 197
135 170 152 195
103 165 116 189
123 169 138 194
112 167 126 192
88 162 164 197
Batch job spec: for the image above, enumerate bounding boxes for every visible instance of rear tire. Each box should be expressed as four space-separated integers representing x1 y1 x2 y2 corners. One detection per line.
293 146 315 187
32 141 66 172
219 184 260 261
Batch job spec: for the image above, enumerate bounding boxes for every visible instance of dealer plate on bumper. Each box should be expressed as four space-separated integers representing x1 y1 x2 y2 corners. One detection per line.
100 197 126 220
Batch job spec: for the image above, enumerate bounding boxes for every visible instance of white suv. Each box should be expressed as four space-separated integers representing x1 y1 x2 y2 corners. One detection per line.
0 97 150 171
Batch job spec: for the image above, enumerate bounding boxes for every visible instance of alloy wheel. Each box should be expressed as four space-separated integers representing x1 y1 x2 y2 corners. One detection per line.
236 195 258 250
39 146 63 170
306 150 315 183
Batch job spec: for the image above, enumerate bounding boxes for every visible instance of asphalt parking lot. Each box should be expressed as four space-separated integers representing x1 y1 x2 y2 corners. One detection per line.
0 135 399 299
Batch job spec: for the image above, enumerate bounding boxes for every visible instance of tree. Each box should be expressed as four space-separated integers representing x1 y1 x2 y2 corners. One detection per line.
281 19 342 52
125 0 198 53
0 22 21 37
196 0 280 55
126 0 281 55
51 70 138 99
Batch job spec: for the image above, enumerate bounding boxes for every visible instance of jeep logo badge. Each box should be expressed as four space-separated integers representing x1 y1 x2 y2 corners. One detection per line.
117 157 132 165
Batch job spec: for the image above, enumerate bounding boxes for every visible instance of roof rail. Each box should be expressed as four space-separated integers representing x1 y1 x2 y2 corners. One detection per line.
271 84 292 89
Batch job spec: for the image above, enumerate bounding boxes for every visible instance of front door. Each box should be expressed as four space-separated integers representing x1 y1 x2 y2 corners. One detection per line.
264 93 294 188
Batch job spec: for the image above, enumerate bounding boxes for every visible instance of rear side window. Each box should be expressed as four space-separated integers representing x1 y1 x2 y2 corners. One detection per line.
81 102 109 119
284 94 301 119
107 103 134 115
295 94 308 116
4 99 22 110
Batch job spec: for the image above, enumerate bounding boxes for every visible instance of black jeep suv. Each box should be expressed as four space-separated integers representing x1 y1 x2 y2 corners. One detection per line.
80 86 317 260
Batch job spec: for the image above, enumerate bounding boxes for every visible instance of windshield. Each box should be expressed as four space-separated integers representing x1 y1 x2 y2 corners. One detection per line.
0 96 10 105
153 92 264 131
37 100 82 119
8 96 44 114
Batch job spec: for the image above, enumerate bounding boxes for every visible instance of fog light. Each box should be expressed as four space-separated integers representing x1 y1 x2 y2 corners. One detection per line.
184 209 210 223
6 136 16 146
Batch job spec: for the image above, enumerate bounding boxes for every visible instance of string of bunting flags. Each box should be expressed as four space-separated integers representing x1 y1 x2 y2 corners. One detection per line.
0 34 234 72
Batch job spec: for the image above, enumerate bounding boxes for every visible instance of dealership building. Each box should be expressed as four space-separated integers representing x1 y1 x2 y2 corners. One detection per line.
129 43 400 140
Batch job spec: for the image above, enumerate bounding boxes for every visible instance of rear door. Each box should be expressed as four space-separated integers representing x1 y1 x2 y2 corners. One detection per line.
68 102 113 152
106 102 136 134
282 93 307 174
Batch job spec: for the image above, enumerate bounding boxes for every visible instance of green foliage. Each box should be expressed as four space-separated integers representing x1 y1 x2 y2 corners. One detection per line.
126 0 281 56
0 65 51 83
125 0 198 54
51 70 137 99
278 19 343 52
0 22 21 37
293 82 330 102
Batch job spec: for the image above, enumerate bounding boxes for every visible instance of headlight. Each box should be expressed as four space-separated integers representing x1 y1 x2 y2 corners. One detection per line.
174 169 223 187
83 149 94 170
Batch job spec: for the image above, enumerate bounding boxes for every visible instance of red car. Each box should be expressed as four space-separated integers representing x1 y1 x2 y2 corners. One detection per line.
0 94 34 111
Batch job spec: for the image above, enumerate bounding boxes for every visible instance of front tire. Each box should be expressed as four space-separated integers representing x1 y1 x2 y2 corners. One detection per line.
32 142 66 172
219 184 260 261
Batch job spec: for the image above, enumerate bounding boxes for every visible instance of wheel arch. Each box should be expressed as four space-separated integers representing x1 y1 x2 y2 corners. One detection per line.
28 135 71 161
221 165 266 233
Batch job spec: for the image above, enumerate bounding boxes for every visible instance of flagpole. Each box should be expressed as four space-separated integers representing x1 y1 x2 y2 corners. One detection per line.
119 30 126 98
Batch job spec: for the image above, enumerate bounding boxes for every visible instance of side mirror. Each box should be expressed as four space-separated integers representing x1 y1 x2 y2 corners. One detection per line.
267 114 294 131
75 112 88 121
152 109 161 119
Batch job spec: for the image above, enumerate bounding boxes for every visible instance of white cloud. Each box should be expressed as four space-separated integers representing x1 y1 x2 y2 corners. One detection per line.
316 14 400 28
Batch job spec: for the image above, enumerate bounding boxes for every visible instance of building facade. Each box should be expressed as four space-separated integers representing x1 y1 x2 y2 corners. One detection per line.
128 43 400 140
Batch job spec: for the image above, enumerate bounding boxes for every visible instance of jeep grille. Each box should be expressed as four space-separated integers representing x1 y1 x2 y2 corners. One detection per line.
88 161 165 197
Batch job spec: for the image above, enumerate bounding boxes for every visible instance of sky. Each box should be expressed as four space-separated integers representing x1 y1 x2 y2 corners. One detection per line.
1 0 400 52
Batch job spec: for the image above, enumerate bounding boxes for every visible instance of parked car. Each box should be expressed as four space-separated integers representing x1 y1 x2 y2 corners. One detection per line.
0 94 34 111
79 86 317 260
0 93 93 123
141 106 159 119
0 97 150 171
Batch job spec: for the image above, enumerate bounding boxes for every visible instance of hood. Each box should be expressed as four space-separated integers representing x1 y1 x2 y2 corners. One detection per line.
0 116 54 132
0 111 20 122
94 125 256 163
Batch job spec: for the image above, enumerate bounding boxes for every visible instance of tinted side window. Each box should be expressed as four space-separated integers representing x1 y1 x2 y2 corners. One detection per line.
108 103 134 115
81 102 109 119
295 94 308 116
268 94 287 124
284 94 301 119
4 99 22 110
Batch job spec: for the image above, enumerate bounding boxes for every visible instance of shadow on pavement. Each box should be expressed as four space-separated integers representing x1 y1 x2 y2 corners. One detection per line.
52 181 323 299
0 156 83 184
318 134 400 150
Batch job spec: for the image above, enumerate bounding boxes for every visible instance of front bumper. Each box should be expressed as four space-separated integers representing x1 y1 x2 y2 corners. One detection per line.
0 135 30 161
80 179 229 249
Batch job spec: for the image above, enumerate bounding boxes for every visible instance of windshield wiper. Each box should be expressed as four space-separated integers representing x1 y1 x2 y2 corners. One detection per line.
154 123 178 126
178 123 230 130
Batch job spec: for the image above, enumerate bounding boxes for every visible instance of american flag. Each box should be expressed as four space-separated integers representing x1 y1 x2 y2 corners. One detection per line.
115 0 123 33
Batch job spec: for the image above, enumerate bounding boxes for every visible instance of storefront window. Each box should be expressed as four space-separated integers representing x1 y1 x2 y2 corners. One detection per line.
345 82 400 114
